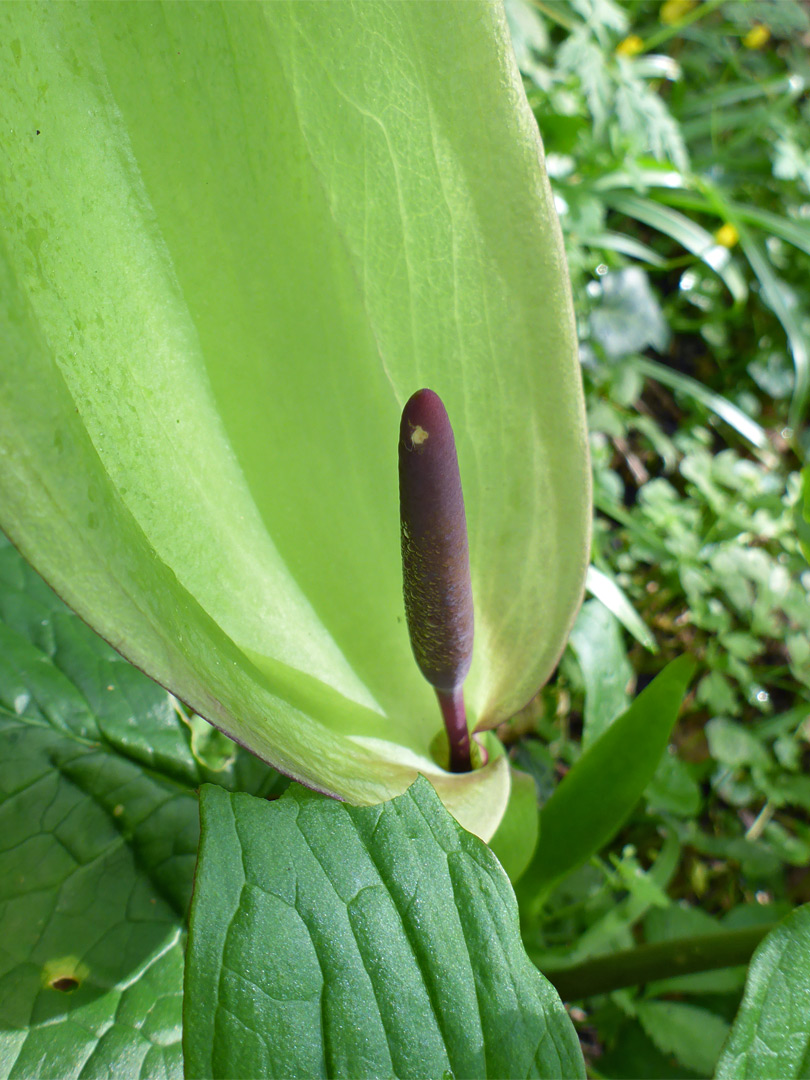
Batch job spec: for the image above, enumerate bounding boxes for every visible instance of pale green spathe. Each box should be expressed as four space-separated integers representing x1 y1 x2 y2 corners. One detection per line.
0 2 589 838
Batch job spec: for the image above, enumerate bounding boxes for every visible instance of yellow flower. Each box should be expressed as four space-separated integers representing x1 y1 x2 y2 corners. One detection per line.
715 223 739 248
616 34 644 57
743 24 770 49
660 0 697 25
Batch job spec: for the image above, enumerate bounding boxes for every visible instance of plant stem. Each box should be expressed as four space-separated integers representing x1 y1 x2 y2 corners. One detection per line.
436 687 471 773
537 924 775 1000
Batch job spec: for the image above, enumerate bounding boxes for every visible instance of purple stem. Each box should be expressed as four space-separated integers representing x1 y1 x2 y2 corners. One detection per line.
436 687 472 773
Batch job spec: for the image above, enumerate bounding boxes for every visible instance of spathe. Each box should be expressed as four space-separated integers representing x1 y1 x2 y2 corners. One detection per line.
0 2 589 840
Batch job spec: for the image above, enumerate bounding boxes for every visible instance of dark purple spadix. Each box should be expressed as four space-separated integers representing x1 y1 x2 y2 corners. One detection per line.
399 389 474 773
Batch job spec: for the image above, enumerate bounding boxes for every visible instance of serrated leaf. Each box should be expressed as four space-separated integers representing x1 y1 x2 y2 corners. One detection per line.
637 1001 728 1077
0 1 590 840
185 777 586 1080
715 903 810 1079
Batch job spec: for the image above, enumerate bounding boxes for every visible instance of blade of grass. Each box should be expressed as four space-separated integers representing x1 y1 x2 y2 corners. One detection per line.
682 98 798 142
654 190 810 259
628 356 770 450
581 231 667 266
638 0 725 55
679 73 802 116
585 565 658 653
530 0 580 33
696 177 810 427
604 193 748 304
738 233 810 428
590 166 686 193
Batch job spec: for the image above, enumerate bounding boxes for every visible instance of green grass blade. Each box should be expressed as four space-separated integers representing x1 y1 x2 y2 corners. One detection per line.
628 357 770 450
604 193 748 304
585 565 658 653
581 231 667 266
679 73 800 115
738 232 810 428
654 190 810 259
517 656 695 909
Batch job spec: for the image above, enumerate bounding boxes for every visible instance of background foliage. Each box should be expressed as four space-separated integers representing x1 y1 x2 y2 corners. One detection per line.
505 0 810 1074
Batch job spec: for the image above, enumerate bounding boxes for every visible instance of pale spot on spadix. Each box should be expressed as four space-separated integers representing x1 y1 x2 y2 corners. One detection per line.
410 425 429 446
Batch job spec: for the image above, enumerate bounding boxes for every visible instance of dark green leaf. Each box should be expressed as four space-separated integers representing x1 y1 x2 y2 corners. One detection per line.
185 777 585 1080
0 534 282 1076
715 903 810 1079
0 555 191 1076
517 656 695 906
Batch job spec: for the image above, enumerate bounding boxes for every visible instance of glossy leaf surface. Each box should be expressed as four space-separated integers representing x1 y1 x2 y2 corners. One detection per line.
185 777 586 1080
0 533 284 1077
517 656 695 906
0 538 185 1077
0 1 589 838
715 903 810 1079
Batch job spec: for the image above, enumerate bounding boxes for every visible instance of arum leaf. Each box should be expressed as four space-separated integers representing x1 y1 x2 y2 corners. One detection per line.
184 777 586 1080
0 535 193 1078
715 903 810 1079
0 532 288 1076
0 2 589 838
